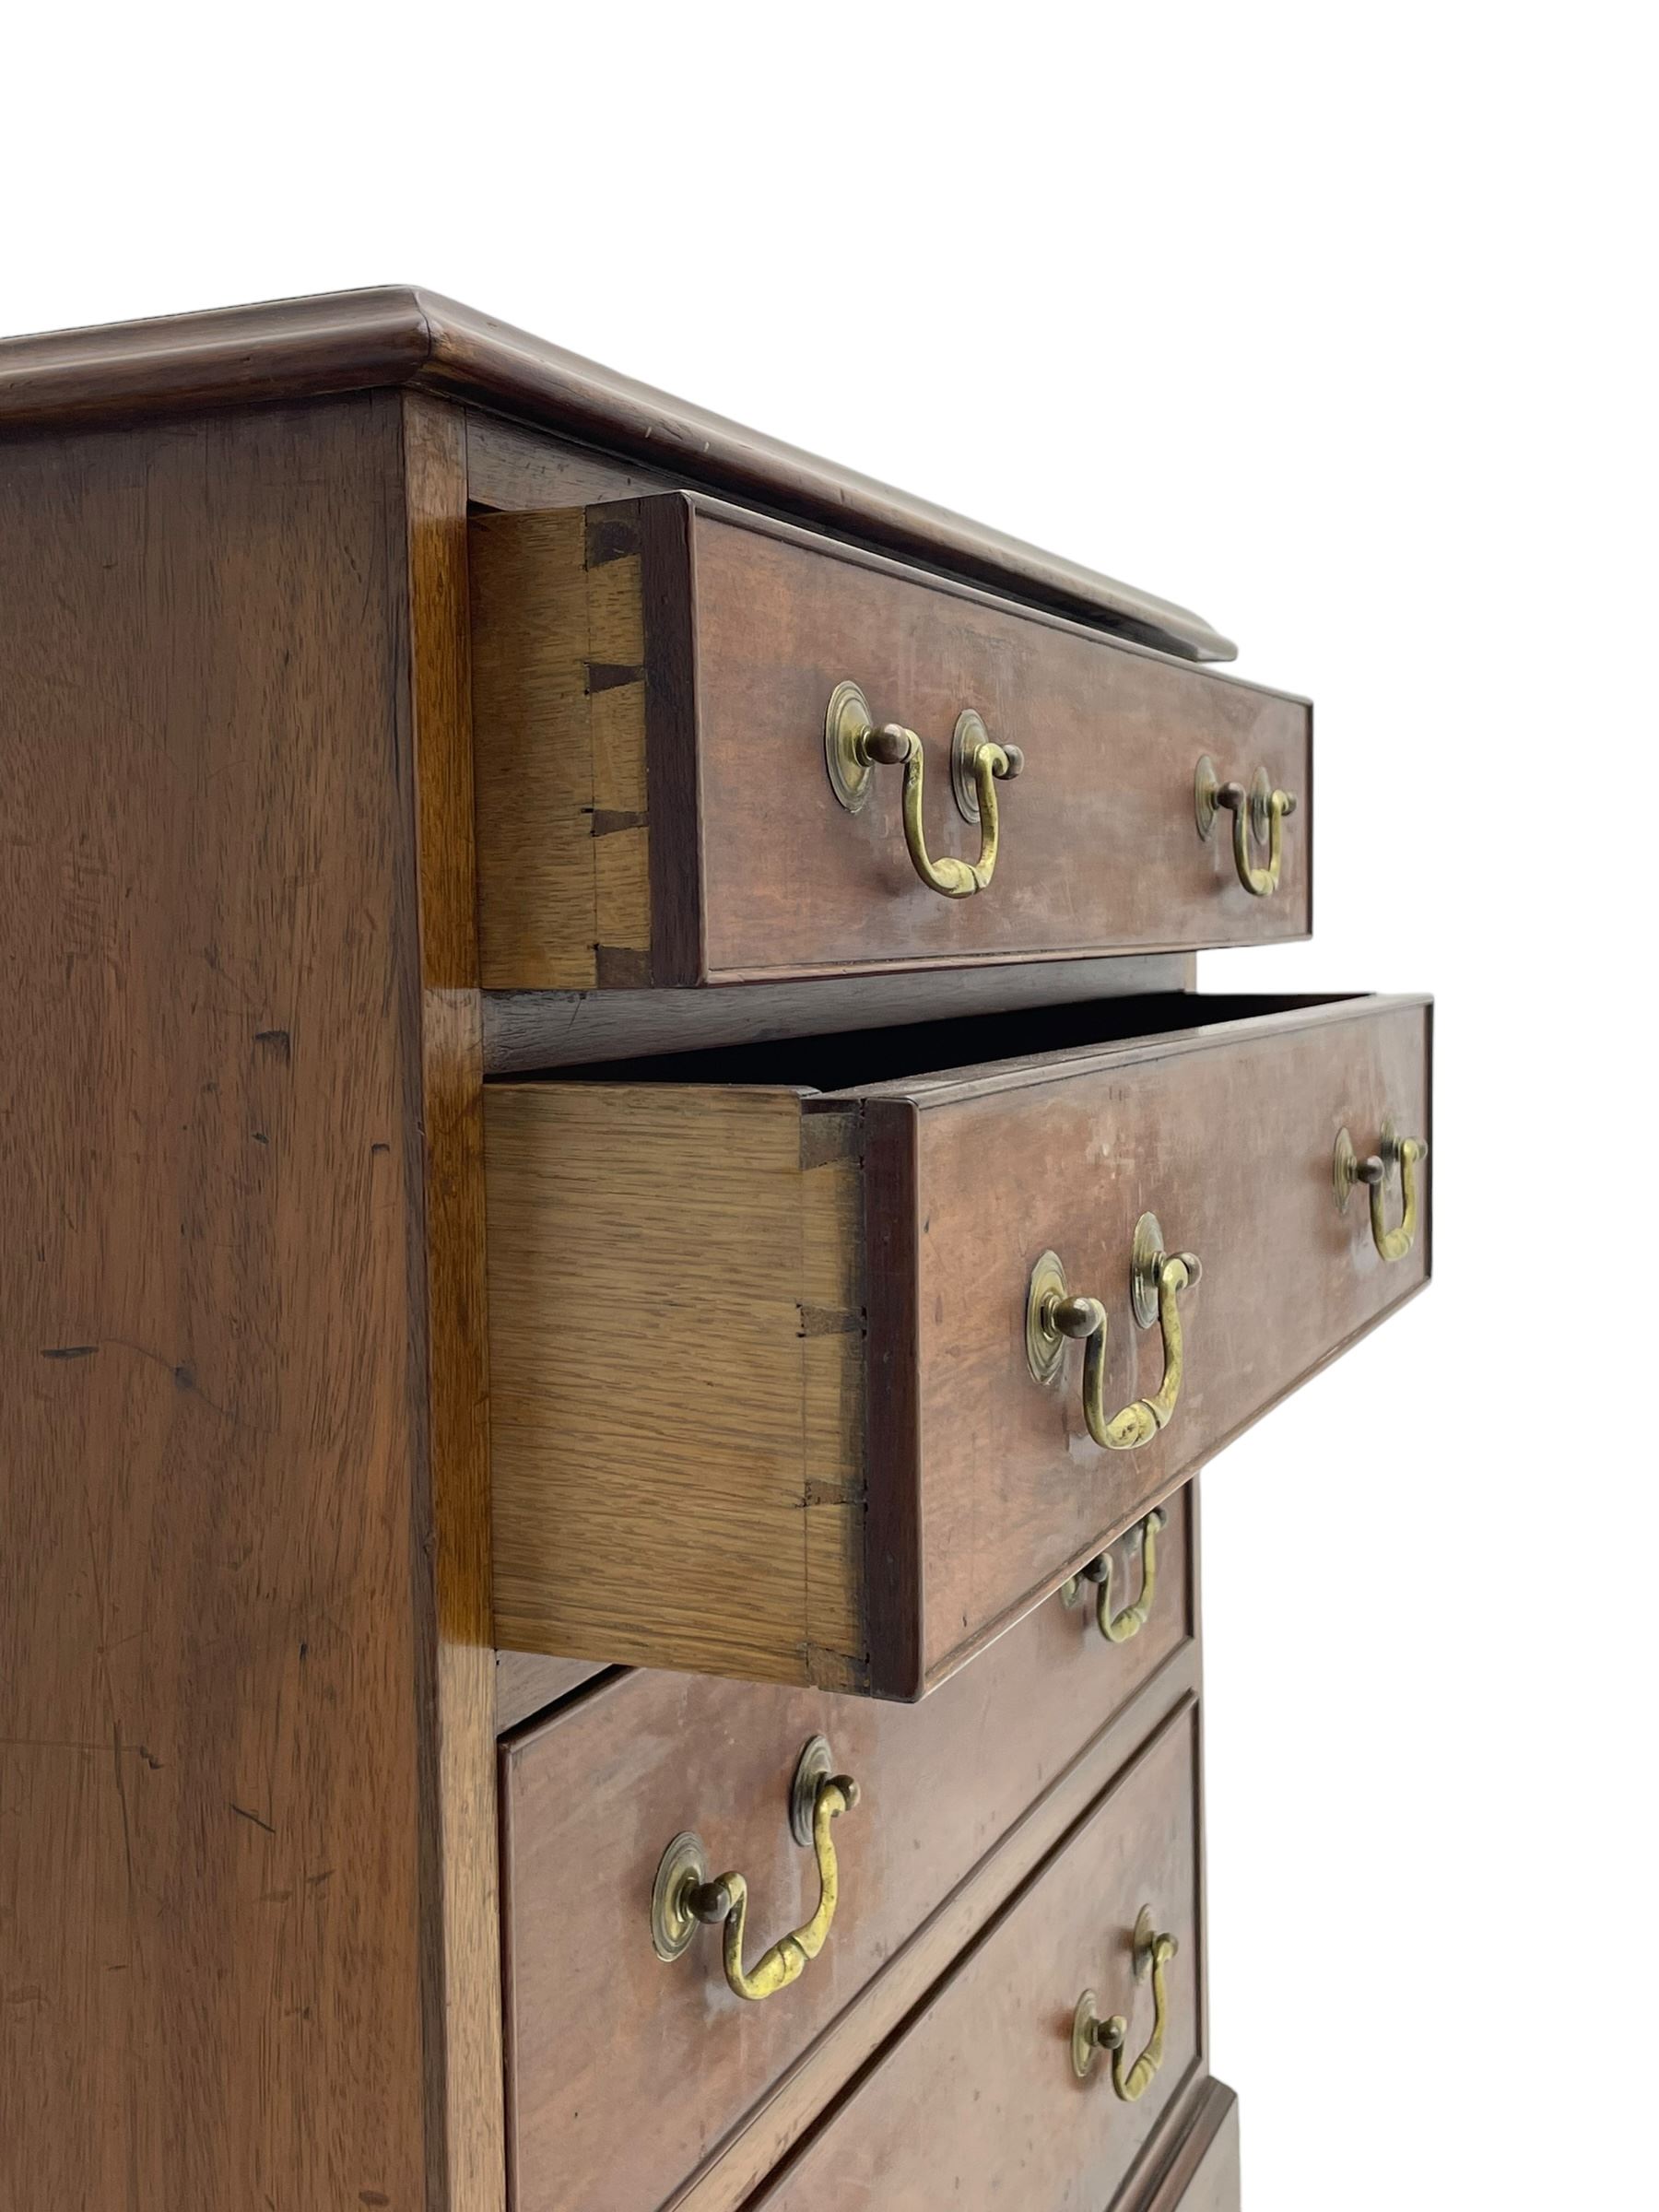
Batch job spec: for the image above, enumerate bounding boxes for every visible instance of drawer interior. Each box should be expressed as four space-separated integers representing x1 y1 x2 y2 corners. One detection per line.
492 989 1365 1089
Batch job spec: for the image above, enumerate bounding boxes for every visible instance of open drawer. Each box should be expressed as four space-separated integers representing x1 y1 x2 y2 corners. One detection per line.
486 992 1430 1695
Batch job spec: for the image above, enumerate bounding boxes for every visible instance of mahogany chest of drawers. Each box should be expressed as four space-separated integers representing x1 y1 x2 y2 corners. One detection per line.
0 288 1430 2210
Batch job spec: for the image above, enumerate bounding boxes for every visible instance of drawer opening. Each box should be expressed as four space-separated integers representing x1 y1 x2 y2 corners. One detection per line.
487 990 1365 1091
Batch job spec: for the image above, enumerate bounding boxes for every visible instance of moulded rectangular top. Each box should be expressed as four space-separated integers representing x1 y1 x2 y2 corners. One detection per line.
0 286 1235 663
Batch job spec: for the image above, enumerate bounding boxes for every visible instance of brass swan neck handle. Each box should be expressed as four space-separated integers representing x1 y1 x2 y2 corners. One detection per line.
1073 1907 1180 2097
1028 1217 1200 1453
652 1737 860 2003
1194 755 1298 896
827 680 1022 898
1334 1118 1429 1262
1063 1507 1170 1641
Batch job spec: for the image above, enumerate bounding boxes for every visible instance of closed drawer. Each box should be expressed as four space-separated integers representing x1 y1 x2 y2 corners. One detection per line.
746 1695 1206 2212
502 1505 1192 2212
470 494 1311 989
487 990 1430 1693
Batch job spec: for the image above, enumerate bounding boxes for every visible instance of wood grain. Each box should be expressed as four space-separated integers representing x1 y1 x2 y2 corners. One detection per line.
469 493 1309 989
746 1698 1205 2211
0 288 1236 660
485 1085 869 1686
502 1553 1195 2212
398 391 504 2212
481 953 1195 1072
494 1652 609 1734
485 994 1429 1696
1139 2079 1241 2212
0 393 502 2208
471 507 611 989
465 410 676 515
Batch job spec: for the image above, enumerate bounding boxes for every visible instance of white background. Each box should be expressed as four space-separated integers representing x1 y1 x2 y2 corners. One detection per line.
6 6 1653 2206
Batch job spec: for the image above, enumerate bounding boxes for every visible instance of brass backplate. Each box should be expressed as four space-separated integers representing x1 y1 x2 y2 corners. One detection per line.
1026 1249 1069 1384
1378 1113 1402 1175
826 680 874 813
1193 754 1219 841
951 708 991 822
1072 1989 1104 2079
1335 1116 1402 1214
1132 1903 1158 1983
789 1735 833 1849
1247 763 1274 844
651 1830 710 1961
1130 1214 1165 1332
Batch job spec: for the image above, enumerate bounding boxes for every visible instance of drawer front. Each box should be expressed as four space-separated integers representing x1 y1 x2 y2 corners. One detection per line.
502 1509 1193 2212
747 1697 1205 2212
470 494 1311 990
888 994 1430 1689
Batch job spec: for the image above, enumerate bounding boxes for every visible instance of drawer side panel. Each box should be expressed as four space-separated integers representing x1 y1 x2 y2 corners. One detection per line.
472 504 657 988
486 1084 868 1686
